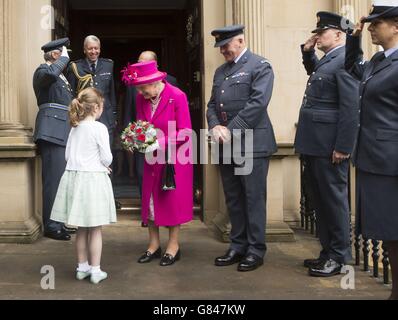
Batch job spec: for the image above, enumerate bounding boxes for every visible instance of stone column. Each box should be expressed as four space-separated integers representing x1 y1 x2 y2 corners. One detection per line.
228 0 295 241
0 0 41 243
233 0 267 57
334 0 379 58
0 0 27 140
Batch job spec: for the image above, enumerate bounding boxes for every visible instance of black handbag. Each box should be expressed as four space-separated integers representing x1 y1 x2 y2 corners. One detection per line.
162 147 176 191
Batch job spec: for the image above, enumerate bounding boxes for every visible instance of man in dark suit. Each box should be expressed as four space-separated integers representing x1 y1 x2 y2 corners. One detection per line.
33 38 74 241
294 12 359 277
123 51 178 196
207 25 277 272
67 35 116 140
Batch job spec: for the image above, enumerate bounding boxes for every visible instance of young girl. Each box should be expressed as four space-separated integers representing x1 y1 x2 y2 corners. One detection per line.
50 87 117 284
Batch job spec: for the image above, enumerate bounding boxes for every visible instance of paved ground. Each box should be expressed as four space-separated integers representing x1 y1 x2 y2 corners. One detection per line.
0 218 391 300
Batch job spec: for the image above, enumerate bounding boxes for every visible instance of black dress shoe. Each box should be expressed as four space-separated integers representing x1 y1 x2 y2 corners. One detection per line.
62 225 77 234
304 258 326 269
308 259 342 277
237 254 264 272
138 248 162 264
215 249 245 267
160 250 181 267
44 229 71 241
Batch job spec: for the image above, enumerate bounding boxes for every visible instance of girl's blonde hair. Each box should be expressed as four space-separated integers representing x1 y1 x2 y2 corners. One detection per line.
69 87 104 127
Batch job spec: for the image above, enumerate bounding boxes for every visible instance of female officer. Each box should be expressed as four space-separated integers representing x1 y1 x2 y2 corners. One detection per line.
345 1 398 300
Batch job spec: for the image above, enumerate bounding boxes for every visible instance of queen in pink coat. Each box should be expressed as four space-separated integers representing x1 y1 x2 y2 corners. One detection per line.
122 60 193 267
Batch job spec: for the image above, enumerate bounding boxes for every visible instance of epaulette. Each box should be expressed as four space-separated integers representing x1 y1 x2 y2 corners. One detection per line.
101 58 114 63
71 59 84 66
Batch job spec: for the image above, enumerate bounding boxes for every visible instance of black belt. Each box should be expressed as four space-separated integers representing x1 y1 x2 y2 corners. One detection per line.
39 103 69 111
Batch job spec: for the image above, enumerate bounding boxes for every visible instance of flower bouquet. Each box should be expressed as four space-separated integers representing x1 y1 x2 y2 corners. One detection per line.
121 120 159 153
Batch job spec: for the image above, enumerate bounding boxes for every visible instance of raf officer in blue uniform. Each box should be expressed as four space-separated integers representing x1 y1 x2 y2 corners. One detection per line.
345 1 398 300
67 35 116 139
294 12 359 277
33 38 75 241
207 25 277 272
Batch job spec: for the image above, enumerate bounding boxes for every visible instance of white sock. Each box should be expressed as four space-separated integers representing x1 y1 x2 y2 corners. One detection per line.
77 262 91 273
91 266 101 275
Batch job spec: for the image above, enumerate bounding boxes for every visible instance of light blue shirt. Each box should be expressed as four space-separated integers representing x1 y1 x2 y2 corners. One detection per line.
325 45 344 57
234 48 248 64
384 46 398 58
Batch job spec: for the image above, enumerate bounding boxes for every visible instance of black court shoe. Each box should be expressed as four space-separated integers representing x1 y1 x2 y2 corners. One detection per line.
138 248 162 264
160 250 181 267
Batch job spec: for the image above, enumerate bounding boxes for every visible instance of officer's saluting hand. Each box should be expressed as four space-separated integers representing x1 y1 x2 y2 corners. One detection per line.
303 34 319 52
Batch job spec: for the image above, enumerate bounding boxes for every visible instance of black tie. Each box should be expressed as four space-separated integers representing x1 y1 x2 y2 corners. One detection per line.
372 54 386 73
376 53 386 65
91 63 96 74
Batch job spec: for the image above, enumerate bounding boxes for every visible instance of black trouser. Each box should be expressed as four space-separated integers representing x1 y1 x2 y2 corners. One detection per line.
219 158 270 259
304 155 352 264
38 141 66 232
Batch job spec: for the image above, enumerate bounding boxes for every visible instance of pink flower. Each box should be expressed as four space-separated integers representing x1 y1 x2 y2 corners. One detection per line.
121 64 139 86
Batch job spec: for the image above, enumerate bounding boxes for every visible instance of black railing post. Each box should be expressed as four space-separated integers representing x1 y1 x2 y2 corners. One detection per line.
348 166 353 247
363 238 370 272
355 234 361 266
300 159 305 229
372 240 380 278
382 243 390 285
310 210 316 235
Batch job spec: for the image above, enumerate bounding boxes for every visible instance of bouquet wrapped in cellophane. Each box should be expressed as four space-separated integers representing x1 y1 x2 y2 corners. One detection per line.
121 120 159 153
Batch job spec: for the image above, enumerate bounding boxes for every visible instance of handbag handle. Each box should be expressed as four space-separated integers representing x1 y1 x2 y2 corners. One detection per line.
165 144 170 165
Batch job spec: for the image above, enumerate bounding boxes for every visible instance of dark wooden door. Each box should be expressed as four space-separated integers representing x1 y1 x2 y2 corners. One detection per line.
62 1 204 217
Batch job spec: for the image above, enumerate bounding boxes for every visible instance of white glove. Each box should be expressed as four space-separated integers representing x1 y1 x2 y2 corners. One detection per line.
61 46 69 58
144 140 160 153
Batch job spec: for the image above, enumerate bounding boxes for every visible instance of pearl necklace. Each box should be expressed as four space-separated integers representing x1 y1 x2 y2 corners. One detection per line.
149 83 165 111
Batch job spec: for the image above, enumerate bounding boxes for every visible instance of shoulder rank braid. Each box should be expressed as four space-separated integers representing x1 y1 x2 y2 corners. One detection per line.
70 62 94 95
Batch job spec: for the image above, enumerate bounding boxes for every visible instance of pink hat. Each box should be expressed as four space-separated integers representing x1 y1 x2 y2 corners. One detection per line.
121 61 167 86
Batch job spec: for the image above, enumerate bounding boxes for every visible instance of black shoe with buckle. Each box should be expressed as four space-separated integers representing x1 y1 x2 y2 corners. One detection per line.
138 248 162 264
44 229 71 241
215 249 245 267
304 258 327 269
309 259 343 277
160 250 181 267
237 254 264 272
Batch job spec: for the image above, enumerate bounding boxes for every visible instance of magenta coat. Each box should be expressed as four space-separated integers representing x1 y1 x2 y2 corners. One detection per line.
136 81 193 227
